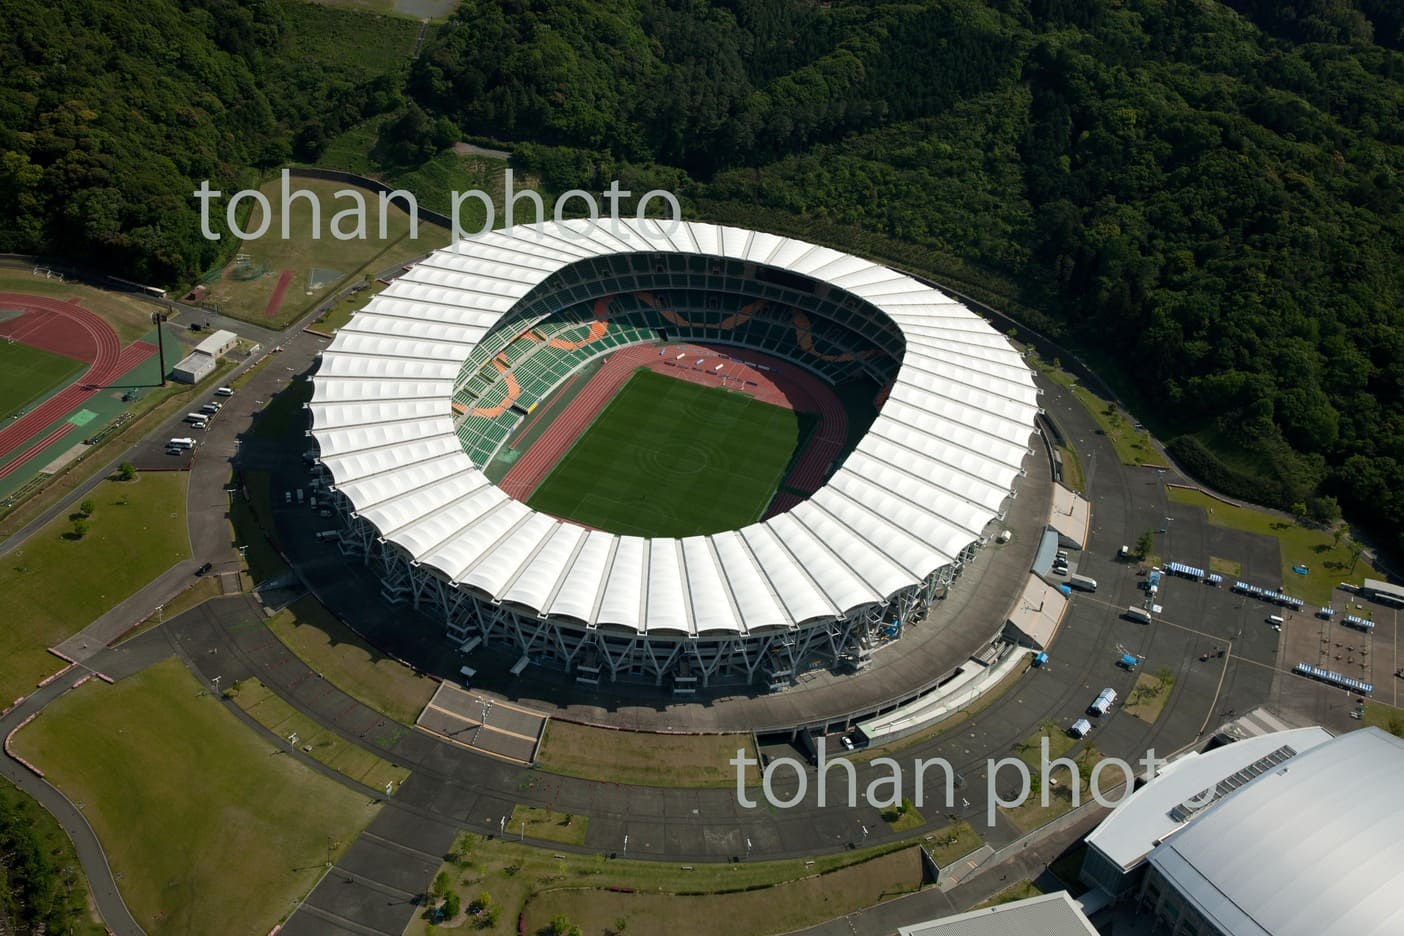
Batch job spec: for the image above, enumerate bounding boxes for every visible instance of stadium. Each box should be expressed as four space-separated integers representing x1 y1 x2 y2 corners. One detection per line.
308 219 1041 692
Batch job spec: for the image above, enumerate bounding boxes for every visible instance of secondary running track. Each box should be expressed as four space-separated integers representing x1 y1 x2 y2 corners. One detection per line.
0 294 156 479
496 342 848 511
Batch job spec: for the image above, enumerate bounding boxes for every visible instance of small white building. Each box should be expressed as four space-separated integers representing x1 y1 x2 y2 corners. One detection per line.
194 329 237 358
171 350 215 384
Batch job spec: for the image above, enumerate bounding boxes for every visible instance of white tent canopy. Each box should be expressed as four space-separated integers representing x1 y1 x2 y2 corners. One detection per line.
310 219 1039 638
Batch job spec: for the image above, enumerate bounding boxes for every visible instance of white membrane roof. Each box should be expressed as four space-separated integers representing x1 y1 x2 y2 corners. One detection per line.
310 219 1038 636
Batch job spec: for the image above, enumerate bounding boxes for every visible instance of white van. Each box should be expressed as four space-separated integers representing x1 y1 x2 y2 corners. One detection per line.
184 412 207 424
1088 688 1117 717
215 386 235 397
199 403 220 415
1267 614 1284 626
1068 574 1098 592
1125 606 1152 624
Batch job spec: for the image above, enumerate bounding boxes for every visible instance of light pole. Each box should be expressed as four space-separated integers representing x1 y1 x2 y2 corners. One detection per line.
622 834 628 857
500 816 506 836
745 837 752 861
151 311 167 386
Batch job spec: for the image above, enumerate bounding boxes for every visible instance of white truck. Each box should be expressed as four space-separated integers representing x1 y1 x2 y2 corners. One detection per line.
1067 573 1098 592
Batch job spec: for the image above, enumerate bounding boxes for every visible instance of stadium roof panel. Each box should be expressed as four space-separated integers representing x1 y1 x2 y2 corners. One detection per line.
311 219 1038 636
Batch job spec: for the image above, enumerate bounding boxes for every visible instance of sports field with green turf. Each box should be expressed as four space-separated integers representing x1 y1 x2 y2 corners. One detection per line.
11 658 378 936
527 369 799 537
0 340 85 419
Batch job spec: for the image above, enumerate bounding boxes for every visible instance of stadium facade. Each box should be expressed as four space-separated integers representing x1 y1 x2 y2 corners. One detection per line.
308 219 1041 690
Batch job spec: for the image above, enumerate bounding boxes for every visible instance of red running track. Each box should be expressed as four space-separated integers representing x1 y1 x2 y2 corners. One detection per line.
0 424 73 482
0 293 156 464
495 341 849 510
265 270 294 318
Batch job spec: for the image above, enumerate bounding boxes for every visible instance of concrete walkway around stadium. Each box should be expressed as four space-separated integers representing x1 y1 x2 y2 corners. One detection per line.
0 255 1324 936
3 366 1294 936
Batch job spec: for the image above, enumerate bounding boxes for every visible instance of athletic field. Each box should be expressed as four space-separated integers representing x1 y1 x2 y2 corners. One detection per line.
0 341 84 420
527 369 798 537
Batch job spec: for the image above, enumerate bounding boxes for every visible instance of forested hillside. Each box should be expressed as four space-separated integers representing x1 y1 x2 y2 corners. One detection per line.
0 0 413 282
410 0 1404 553
0 0 1401 554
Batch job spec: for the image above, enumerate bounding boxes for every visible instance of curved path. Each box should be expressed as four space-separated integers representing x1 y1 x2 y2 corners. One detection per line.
0 274 1296 935
0 657 152 936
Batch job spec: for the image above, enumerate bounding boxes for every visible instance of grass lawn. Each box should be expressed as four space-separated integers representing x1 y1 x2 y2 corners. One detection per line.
0 272 162 345
230 679 411 791
0 341 86 420
926 821 983 867
1123 671 1174 724
313 279 387 334
1058 443 1085 494
1032 357 1166 467
11 658 380 936
266 596 438 725
1363 701 1404 738
1165 487 1376 606
535 719 760 788
301 0 458 23
164 575 225 615
0 473 188 701
1000 723 1103 833
507 805 588 847
281 2 422 78
406 834 928 936
313 117 512 219
1209 555 1242 577
523 847 924 936
976 880 1043 908
881 802 926 834
201 178 450 328
528 369 800 537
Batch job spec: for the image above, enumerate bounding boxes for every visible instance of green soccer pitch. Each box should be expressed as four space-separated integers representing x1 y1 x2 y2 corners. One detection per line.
527 368 801 537
0 341 85 420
